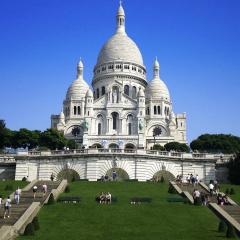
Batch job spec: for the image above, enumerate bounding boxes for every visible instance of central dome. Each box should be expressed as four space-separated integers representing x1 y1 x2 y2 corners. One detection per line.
95 3 144 67
96 32 144 66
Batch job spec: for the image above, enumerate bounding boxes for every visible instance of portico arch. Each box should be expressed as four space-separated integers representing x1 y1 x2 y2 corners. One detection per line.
57 169 80 182
109 143 119 149
152 170 175 182
106 168 129 180
125 143 136 149
91 143 103 149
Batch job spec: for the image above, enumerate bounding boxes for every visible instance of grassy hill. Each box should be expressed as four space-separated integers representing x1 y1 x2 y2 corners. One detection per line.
18 181 229 240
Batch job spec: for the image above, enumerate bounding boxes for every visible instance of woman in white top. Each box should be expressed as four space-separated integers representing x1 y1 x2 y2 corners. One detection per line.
4 196 11 219
33 185 38 199
0 195 2 208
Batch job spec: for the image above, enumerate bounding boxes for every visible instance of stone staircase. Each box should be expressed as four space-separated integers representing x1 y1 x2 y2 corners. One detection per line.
222 205 240 223
0 181 59 227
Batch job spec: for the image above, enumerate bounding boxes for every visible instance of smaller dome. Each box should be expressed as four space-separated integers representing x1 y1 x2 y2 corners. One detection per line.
86 88 93 98
138 88 145 97
60 110 65 119
146 59 170 101
66 79 89 100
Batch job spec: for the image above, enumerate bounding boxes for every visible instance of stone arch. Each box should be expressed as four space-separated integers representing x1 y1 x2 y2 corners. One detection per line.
125 143 136 149
91 143 103 149
106 168 129 181
152 170 175 182
57 168 80 182
146 124 169 137
109 143 119 149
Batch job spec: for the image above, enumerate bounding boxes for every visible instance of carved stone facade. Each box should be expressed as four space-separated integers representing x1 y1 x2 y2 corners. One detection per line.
51 3 186 149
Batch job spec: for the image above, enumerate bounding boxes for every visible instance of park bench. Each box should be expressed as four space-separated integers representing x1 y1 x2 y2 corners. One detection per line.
58 196 81 203
130 197 152 203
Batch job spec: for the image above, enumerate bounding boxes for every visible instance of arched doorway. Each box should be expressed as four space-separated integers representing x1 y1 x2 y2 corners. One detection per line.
91 143 102 149
109 143 119 149
57 169 80 182
152 170 175 182
125 143 136 149
106 168 129 181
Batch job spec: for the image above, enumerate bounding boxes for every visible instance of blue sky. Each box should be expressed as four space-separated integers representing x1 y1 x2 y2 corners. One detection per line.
0 0 239 142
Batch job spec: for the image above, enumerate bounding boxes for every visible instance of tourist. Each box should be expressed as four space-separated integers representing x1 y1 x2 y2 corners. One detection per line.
14 187 21 204
0 194 2 208
33 185 38 199
106 192 112 204
192 189 201 205
100 192 105 204
186 174 190 184
112 170 117 181
42 183 47 197
209 182 214 196
196 174 199 185
50 173 55 181
4 196 11 219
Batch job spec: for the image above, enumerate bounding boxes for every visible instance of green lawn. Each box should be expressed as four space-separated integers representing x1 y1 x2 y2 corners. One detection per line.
19 182 229 240
0 180 28 198
219 183 240 204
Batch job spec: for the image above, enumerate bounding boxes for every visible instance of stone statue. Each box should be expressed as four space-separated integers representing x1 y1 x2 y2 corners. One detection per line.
139 119 143 131
112 89 118 103
83 119 88 131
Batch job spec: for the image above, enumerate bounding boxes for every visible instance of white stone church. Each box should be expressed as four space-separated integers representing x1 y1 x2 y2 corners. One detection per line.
51 2 186 150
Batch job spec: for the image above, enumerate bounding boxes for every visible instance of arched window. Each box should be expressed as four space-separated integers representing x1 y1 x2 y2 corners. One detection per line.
102 86 105 95
132 86 137 99
74 106 77 115
158 106 161 115
78 106 81 115
98 123 101 135
97 89 99 98
112 112 118 130
124 85 129 96
128 123 132 135
154 106 157 115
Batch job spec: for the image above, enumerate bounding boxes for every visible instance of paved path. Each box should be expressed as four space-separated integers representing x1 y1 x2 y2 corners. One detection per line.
0 181 59 227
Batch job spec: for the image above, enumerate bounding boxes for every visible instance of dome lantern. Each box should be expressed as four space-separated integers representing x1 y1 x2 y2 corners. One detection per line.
154 57 160 78
116 0 125 34
77 58 84 79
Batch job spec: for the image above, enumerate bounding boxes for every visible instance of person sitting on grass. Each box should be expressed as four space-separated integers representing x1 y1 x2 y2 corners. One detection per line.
4 196 11 219
99 192 105 204
106 192 112 204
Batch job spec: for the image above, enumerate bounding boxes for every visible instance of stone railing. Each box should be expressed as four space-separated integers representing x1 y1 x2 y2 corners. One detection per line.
1 149 214 160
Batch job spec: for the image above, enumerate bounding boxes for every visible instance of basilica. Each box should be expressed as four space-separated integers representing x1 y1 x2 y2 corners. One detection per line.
51 2 186 150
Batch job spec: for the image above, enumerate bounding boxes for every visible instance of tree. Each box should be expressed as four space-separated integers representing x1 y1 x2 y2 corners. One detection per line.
39 129 67 150
152 144 165 151
11 128 41 149
190 134 240 154
164 142 190 152
0 120 6 149
228 153 240 184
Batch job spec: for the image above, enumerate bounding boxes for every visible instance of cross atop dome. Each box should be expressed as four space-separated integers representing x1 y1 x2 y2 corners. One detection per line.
116 0 126 34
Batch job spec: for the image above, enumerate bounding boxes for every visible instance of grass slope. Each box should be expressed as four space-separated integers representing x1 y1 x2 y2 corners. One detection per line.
19 182 228 240
0 180 28 198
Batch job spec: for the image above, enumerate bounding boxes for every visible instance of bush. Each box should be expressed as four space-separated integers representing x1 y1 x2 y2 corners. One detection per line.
32 217 40 231
226 224 236 238
64 185 70 193
4 184 13 191
24 223 35 236
218 220 226 233
22 177 27 181
47 193 55 205
72 176 76 182
225 188 230 195
168 184 177 194
160 176 164 183
230 188 235 195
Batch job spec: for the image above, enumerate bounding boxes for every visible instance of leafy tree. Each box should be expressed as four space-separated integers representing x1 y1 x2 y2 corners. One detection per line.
164 142 190 152
66 139 76 149
152 144 165 151
0 120 6 149
11 128 41 149
228 153 240 184
190 134 240 154
39 129 67 150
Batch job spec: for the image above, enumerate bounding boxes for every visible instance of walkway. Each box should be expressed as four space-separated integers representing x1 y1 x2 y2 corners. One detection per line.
0 181 59 228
